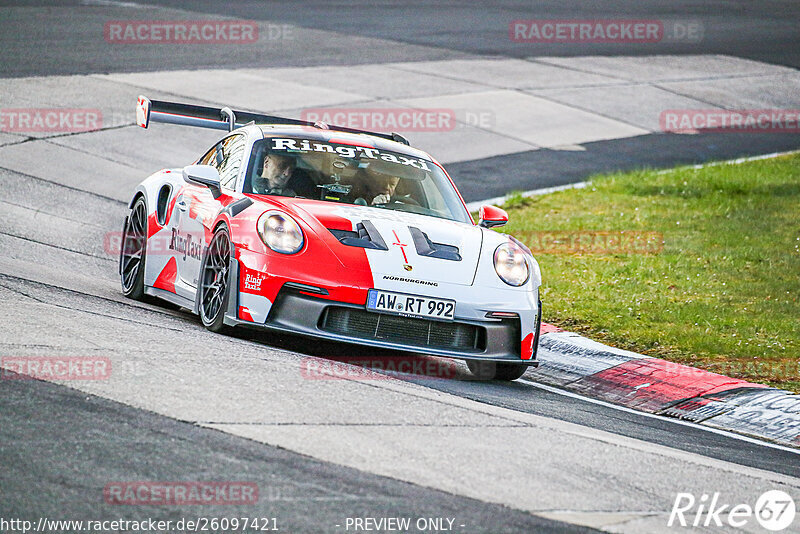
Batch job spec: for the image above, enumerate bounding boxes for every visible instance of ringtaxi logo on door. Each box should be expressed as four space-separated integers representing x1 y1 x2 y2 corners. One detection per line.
668 490 796 531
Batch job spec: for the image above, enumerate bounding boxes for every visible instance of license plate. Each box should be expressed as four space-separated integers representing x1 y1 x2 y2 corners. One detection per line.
367 289 455 321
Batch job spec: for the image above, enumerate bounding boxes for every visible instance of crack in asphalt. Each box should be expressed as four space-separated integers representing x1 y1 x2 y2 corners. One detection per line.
0 198 110 228
0 122 136 149
0 165 126 204
0 275 188 333
0 231 114 261
44 129 156 169
202 422 529 427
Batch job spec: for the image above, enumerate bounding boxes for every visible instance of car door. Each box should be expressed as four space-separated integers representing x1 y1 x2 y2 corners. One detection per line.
173 134 247 296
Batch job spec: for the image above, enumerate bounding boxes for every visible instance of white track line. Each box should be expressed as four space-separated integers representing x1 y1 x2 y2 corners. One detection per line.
655 148 800 174
465 182 588 212
519 378 800 455
79 0 146 7
466 148 800 211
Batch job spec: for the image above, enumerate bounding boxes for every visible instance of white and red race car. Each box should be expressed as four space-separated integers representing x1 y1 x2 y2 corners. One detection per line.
121 97 542 380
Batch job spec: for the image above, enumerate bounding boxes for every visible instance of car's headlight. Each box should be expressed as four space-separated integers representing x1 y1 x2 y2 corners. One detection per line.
257 211 304 254
494 241 530 286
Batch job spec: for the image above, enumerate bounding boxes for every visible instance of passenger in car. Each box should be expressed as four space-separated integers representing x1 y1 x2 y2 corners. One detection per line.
351 170 400 205
370 174 400 205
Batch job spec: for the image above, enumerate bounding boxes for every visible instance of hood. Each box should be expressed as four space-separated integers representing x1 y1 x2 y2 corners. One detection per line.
276 199 484 286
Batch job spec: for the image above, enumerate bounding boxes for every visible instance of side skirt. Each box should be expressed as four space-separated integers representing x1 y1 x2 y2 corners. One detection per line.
145 286 196 311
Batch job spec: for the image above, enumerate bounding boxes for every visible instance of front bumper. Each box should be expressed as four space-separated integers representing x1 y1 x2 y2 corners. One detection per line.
225 261 539 366
223 259 540 364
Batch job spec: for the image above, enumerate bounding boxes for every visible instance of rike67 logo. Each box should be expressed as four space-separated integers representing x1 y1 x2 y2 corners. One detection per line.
669 490 796 531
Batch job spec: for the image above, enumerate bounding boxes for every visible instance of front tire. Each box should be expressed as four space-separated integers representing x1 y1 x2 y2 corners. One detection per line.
467 360 528 381
120 197 148 300
199 225 234 334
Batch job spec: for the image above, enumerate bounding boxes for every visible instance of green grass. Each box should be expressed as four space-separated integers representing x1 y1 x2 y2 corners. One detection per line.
499 153 800 391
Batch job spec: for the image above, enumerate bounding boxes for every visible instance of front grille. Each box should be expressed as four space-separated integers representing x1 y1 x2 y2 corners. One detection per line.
320 307 485 351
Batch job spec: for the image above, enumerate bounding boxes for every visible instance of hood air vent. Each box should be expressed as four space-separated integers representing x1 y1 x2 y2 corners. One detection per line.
408 226 461 261
328 220 388 250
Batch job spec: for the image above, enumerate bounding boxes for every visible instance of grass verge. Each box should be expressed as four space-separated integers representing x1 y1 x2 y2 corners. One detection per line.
499 153 800 391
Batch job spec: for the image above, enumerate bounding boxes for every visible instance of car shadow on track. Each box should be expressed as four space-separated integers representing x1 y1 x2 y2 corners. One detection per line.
154 302 537 388
240 329 502 384
240 330 541 394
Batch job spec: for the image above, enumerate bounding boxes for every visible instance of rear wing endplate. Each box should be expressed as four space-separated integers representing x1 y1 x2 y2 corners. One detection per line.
135 95 409 145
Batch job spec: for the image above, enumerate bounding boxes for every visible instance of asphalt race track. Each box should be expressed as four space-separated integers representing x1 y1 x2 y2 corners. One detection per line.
1 2 799 533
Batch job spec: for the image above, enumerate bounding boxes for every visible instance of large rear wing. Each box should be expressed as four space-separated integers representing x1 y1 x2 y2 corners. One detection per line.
135 95 409 145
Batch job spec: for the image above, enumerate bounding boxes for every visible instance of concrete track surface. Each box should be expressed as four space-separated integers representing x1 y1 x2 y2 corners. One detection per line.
1 2 799 533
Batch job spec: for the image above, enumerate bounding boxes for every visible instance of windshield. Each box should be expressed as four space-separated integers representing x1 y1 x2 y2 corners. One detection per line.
244 136 471 224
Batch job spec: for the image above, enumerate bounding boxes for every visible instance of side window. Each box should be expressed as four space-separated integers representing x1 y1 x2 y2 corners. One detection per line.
217 135 247 190
198 143 218 166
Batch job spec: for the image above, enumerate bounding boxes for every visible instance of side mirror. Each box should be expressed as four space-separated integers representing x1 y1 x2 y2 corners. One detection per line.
183 165 222 198
478 205 508 228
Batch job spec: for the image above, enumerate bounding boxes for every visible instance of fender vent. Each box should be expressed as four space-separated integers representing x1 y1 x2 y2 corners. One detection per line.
156 185 172 226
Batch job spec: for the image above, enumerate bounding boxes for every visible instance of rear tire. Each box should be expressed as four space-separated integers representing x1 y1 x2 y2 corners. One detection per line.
120 197 148 300
466 360 528 381
199 225 234 334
